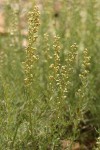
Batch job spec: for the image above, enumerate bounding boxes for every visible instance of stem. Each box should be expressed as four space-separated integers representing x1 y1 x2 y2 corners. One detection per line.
11 122 20 149
26 87 33 137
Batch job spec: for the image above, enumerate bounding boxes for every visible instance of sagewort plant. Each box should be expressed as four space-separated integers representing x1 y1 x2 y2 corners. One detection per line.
68 48 91 148
48 39 78 148
23 6 40 143
1 2 99 149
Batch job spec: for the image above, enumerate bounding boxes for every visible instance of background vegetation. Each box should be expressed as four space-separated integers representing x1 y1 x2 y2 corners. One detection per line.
0 0 100 149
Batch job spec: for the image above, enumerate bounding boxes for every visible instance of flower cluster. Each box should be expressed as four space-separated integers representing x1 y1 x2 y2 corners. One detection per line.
23 7 40 86
79 48 91 84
